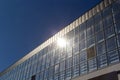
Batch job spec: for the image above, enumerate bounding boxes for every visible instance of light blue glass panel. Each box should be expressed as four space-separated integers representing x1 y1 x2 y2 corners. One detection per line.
72 65 79 78
107 50 119 64
97 54 107 68
88 57 97 72
80 61 87 75
65 68 72 80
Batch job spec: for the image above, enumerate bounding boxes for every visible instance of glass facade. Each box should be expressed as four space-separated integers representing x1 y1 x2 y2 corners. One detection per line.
0 0 120 80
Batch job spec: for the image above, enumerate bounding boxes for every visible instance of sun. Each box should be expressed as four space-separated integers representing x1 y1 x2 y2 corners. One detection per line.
57 38 67 47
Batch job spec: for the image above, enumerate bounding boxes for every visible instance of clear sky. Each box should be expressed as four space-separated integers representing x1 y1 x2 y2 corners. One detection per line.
0 0 101 72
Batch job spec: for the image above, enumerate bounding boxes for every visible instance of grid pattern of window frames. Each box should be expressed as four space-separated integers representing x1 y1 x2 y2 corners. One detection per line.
0 0 120 80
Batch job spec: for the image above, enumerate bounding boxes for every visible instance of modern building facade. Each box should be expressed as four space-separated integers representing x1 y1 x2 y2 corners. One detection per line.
0 0 120 80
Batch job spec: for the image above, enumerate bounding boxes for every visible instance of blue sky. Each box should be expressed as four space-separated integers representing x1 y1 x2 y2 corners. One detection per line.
0 0 101 72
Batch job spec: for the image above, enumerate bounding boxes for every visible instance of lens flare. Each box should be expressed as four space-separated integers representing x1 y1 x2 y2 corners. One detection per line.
57 38 67 47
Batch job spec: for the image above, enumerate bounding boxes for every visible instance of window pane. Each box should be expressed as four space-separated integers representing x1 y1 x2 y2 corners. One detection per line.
97 54 107 68
94 21 103 33
79 23 86 32
117 34 120 47
80 61 87 75
96 31 104 43
112 1 120 14
115 22 120 34
87 26 94 38
44 70 48 80
103 6 112 17
107 50 119 64
87 46 96 59
80 50 87 62
113 11 120 23
87 18 94 27
59 71 65 80
55 64 59 74
73 43 79 54
75 26 79 36
106 37 117 51
88 57 97 72
60 61 65 72
66 46 72 58
66 57 72 69
80 30 86 40
73 54 79 66
65 68 72 80
79 40 86 51
54 73 59 80
87 37 95 47
48 67 54 77
96 42 106 55
103 15 113 28
94 12 102 24
73 65 79 78
105 26 115 39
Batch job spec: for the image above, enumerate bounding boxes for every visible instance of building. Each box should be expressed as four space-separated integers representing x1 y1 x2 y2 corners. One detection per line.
0 0 120 80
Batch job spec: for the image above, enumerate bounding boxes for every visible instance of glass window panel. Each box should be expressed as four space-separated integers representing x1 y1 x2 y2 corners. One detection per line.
79 39 86 51
73 54 79 66
66 57 72 69
73 43 79 54
88 57 97 72
49 76 53 80
94 20 103 33
50 51 55 66
87 26 94 38
106 37 117 51
79 23 86 32
107 50 119 64
73 65 79 78
103 15 113 28
96 42 106 55
75 26 79 35
96 31 104 43
66 30 74 39
59 71 65 80
112 1 120 13
39 72 44 80
41 65 45 71
54 73 59 80
113 11 120 23
87 46 96 59
117 34 120 47
80 61 87 75
55 50 60 64
94 12 102 24
60 48 66 61
80 50 87 62
46 53 51 68
74 36 79 44
60 61 65 71
105 26 115 39
87 36 95 47
48 67 54 77
65 68 72 80
87 18 94 27
97 54 107 68
115 22 120 34
42 54 46 66
102 6 112 17
44 70 48 80
80 30 86 40
66 45 72 58
55 64 59 74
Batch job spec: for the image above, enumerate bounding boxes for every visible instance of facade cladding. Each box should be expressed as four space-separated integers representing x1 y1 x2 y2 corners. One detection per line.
0 0 120 80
